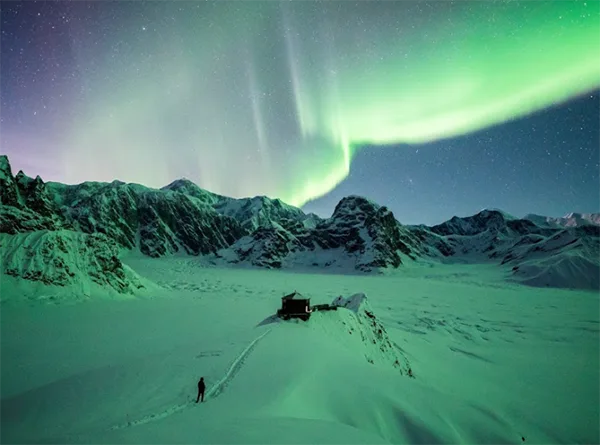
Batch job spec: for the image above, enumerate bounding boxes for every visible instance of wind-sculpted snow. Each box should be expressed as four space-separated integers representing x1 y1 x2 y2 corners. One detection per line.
328 293 412 374
1 260 598 443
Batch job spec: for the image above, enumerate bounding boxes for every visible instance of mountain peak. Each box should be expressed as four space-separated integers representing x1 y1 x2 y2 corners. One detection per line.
0 155 21 207
0 155 13 178
332 195 381 218
160 178 220 205
161 178 199 191
476 208 516 220
524 212 600 228
432 209 512 236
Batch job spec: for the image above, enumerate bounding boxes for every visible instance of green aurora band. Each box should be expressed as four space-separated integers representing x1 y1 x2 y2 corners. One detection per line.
67 1 600 208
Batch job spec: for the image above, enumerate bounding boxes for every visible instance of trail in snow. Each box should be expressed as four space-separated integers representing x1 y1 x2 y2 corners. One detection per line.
110 329 271 431
205 328 271 399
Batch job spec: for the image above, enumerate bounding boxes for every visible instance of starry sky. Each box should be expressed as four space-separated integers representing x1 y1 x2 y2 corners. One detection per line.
1 1 599 225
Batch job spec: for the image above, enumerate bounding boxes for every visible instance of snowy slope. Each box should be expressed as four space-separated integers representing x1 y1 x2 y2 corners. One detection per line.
0 156 64 233
216 196 423 271
161 178 223 205
415 210 600 289
525 212 600 228
0 230 147 300
1 154 598 290
2 261 597 444
213 195 315 231
496 226 600 290
56 182 246 257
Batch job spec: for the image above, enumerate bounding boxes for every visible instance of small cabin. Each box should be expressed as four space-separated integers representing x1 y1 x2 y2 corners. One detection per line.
277 291 311 321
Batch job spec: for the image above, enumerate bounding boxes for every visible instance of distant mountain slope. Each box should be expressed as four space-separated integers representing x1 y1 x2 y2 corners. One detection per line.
423 210 599 289
217 196 424 271
1 230 146 299
1 154 598 291
213 195 315 231
498 226 600 290
524 212 600 228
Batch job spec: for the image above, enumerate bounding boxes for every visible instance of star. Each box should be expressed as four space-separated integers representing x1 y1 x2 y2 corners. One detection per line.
0 1 597 225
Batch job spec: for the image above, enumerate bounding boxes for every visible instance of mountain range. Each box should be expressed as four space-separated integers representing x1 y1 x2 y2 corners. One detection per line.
1 154 598 295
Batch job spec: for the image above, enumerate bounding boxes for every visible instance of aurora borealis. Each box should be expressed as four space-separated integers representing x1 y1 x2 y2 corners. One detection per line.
1 1 599 223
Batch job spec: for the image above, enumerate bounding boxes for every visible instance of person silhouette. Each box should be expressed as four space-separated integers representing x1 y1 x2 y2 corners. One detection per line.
196 377 206 403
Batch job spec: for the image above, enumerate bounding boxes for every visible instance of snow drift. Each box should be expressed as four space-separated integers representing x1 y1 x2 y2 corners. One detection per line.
324 293 412 374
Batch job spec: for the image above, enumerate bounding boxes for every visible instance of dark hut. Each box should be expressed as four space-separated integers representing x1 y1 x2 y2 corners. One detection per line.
277 291 312 321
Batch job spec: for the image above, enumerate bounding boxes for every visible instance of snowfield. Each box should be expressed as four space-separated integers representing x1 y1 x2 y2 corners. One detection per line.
1 257 598 444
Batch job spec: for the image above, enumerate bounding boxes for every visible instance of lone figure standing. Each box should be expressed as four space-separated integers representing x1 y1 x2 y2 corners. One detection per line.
196 377 206 403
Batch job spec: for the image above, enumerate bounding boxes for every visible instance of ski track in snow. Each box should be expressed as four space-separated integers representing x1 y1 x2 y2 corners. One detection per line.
109 329 271 431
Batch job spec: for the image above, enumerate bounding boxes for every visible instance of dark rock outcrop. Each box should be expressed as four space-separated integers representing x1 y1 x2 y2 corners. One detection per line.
15 172 57 217
214 195 315 231
314 196 416 270
48 181 247 257
1 154 598 290
1 230 145 294
0 155 22 208
220 196 424 271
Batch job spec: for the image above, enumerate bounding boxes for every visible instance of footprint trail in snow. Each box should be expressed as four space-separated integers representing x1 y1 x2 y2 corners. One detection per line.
110 328 271 431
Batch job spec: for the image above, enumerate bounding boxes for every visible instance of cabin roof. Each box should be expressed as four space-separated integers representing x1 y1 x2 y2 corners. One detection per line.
281 291 309 301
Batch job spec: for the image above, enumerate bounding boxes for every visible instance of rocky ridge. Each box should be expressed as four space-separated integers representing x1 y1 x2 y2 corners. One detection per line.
1 155 598 292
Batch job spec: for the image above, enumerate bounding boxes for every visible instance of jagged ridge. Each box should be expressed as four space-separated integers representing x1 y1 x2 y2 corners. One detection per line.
1 155 598 291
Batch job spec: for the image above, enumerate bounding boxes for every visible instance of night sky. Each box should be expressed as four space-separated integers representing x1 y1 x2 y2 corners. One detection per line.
1 1 599 225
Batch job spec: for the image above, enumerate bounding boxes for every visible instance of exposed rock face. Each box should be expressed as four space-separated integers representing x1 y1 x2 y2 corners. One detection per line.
46 179 246 257
134 190 245 257
430 209 515 236
0 155 22 208
0 156 63 234
0 206 60 234
161 178 222 205
214 195 314 231
1 230 145 294
223 226 310 269
1 154 598 290
16 172 57 217
313 196 417 270
218 196 424 271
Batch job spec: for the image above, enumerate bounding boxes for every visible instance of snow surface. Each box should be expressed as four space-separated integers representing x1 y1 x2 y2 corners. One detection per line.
525 212 600 228
1 257 598 444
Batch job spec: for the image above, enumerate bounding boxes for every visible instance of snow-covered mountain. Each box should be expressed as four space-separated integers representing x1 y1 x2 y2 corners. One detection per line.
417 209 598 289
217 196 425 271
1 155 598 291
524 212 600 228
1 230 146 296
